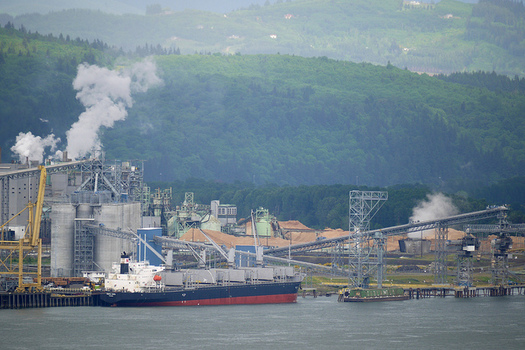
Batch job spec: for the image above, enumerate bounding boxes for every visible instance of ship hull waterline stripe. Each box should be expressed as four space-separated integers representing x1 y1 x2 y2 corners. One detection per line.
107 293 299 307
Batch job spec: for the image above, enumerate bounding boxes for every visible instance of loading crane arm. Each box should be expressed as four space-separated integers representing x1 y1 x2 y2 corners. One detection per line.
0 165 47 292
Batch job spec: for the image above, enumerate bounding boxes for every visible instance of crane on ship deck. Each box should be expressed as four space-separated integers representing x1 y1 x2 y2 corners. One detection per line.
0 165 46 292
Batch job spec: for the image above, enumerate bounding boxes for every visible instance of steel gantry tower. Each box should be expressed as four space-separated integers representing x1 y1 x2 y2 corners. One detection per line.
434 224 449 285
347 190 388 288
464 211 525 286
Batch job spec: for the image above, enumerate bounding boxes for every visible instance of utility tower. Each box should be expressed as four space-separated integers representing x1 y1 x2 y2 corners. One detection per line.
347 190 388 288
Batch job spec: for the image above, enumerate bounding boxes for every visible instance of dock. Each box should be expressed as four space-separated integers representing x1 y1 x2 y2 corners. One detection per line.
301 287 318 298
0 290 100 309
2 284 524 309
405 284 525 299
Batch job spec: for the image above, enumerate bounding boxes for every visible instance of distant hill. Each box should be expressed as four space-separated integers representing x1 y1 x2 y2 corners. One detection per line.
0 0 143 16
0 0 279 16
1 0 523 76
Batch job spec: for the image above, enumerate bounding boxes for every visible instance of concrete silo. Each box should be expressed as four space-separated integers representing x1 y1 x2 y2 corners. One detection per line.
93 202 141 273
48 159 146 277
50 204 76 277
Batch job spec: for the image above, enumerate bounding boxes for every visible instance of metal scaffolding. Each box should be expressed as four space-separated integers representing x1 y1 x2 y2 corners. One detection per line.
456 255 473 287
330 242 345 275
452 235 479 287
491 253 509 286
347 190 388 288
434 225 448 285
76 159 144 202
73 218 95 276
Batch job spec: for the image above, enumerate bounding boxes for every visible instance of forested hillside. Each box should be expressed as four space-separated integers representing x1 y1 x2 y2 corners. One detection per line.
99 54 525 188
1 0 524 76
2 24 525 190
1 23 525 226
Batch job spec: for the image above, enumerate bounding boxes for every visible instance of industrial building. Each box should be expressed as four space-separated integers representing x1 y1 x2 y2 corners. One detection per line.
1 158 148 280
211 200 237 226
2 158 524 295
398 238 431 256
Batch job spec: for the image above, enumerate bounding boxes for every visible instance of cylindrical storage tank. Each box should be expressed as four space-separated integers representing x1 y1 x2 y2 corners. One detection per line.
50 203 76 277
94 202 141 272
256 220 272 237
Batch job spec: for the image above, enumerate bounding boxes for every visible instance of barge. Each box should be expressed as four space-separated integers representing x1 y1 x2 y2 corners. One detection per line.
338 287 409 302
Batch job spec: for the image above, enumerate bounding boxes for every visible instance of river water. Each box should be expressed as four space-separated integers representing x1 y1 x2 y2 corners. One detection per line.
1 295 524 349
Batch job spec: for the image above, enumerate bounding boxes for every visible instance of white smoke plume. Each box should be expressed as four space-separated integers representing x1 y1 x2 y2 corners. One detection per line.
65 58 162 159
10 131 60 163
126 58 163 93
408 193 459 238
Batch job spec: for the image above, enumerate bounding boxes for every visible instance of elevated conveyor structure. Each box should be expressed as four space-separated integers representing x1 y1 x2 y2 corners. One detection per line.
154 236 344 276
266 206 509 287
265 206 509 256
78 224 167 272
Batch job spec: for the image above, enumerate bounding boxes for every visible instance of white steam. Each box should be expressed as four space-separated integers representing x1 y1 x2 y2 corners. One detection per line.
408 193 459 238
10 132 60 163
9 58 161 163
66 58 162 159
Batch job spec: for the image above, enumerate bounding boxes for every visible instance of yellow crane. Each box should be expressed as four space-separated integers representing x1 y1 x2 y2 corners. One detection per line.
0 165 46 292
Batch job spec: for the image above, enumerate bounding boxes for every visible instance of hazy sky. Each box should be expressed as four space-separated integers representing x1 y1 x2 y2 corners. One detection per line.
0 1 480 17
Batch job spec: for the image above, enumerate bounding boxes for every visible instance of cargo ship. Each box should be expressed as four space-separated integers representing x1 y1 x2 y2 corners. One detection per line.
98 254 303 307
338 287 409 302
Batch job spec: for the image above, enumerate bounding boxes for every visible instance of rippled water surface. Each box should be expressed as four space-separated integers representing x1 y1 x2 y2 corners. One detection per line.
1 295 524 349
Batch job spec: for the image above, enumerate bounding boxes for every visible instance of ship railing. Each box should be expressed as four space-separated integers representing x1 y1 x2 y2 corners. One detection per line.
142 285 165 293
